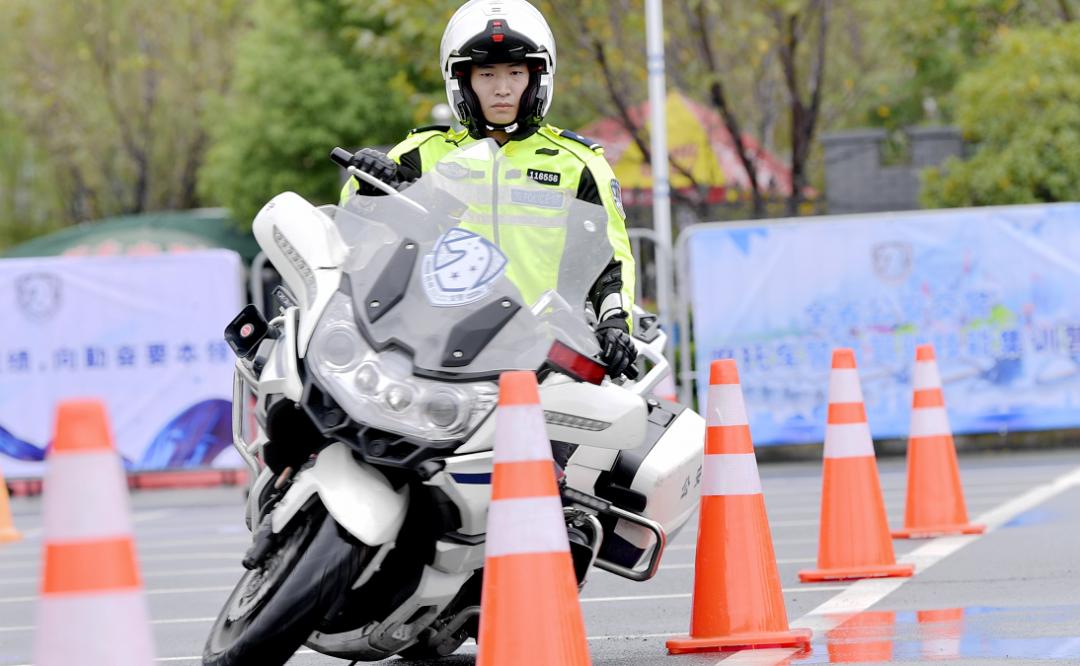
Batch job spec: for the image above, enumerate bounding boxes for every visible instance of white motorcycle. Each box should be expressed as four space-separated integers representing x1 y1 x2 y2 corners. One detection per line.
203 140 705 665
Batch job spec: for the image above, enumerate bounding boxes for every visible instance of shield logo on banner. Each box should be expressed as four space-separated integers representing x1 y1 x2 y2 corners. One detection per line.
15 272 62 321
872 242 912 283
421 228 508 307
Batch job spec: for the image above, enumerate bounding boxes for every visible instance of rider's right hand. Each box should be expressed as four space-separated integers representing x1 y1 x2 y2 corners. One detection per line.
350 148 403 195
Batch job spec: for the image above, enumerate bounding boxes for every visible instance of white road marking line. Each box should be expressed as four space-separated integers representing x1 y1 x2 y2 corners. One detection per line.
0 585 234 605
75 631 745 664
764 496 1012 516
0 615 219 634
581 586 847 604
715 463 1080 666
0 537 247 555
0 552 242 571
660 558 815 570
0 509 177 546
0 567 241 587
666 537 816 551
141 552 242 563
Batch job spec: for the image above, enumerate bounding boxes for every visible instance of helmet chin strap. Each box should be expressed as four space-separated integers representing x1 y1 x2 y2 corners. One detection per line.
483 120 520 134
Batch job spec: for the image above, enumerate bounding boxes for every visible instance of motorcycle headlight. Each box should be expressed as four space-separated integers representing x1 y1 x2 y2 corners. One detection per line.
425 389 465 429
308 293 497 442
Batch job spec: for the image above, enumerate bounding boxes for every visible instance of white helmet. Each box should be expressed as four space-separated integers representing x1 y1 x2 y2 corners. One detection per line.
440 0 557 135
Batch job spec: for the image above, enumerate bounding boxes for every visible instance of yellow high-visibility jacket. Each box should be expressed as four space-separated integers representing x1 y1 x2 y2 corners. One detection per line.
340 124 636 329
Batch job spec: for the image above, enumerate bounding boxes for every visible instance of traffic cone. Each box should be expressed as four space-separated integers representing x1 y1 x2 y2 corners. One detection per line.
33 399 155 665
667 360 812 654
476 371 590 666
799 349 914 582
0 463 21 543
893 345 985 538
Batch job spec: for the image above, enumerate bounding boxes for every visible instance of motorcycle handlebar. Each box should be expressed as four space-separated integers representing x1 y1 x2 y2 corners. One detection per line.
329 147 353 168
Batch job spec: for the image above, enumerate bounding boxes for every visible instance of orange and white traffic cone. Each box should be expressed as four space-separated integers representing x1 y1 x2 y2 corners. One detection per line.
799 349 914 582
476 371 590 666
667 360 812 654
33 399 155 665
0 462 20 543
893 345 985 539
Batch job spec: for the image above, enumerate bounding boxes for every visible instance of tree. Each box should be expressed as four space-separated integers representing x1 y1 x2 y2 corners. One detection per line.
864 0 1070 131
0 0 242 237
921 24 1080 207
542 1 901 219
198 0 443 228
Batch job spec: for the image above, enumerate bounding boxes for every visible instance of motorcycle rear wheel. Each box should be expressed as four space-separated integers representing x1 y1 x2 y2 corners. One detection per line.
202 506 367 666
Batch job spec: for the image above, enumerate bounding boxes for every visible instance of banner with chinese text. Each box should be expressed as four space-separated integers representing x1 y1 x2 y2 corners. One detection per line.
0 250 245 475
687 203 1080 445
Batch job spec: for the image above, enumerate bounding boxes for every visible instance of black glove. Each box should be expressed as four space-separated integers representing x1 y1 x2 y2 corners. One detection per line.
349 148 404 195
596 315 638 379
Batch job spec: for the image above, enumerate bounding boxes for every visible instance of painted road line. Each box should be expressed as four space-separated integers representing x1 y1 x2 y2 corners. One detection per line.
0 585 235 604
660 558 815 571
0 552 241 571
1 508 177 544
759 477 1056 496
0 615 219 633
714 463 1080 666
74 632 728 665
0 566 241 586
134 536 249 550
581 586 847 604
765 496 1015 516
666 537 817 551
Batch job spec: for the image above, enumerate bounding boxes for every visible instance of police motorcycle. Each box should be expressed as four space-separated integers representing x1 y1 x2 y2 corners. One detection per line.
204 139 705 665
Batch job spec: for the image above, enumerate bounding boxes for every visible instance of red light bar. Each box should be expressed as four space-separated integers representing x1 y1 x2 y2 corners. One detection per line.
547 341 606 385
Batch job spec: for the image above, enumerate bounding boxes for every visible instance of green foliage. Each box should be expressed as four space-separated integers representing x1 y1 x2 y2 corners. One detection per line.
866 0 1066 130
921 24 1080 207
198 0 416 228
339 0 456 125
0 0 243 248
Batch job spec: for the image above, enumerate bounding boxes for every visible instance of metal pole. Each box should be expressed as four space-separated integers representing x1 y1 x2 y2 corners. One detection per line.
645 0 674 350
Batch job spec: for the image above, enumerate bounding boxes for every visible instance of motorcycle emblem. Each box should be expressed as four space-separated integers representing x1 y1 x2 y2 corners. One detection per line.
421 229 508 307
15 272 62 322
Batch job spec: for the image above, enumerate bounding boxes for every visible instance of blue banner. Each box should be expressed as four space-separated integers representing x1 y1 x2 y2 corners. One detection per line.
687 203 1080 445
0 251 244 475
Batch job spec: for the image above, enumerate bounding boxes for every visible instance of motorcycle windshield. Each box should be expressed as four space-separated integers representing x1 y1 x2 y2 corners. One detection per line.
328 138 608 377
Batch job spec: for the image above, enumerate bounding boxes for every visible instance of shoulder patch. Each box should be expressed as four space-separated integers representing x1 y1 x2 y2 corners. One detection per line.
409 124 451 135
559 129 603 152
610 179 626 219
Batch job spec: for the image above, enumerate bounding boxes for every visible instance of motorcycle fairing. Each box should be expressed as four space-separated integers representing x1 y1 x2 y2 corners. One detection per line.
270 442 408 545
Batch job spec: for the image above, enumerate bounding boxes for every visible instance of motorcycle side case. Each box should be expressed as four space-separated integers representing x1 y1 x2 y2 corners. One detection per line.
578 400 705 569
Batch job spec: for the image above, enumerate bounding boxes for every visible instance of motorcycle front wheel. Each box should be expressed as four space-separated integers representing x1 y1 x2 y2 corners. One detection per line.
202 505 367 666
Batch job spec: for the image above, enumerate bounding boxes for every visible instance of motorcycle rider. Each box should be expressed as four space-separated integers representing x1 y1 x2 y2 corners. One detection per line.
340 0 638 378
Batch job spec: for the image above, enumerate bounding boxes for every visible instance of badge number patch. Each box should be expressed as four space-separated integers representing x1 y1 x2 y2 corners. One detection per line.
527 169 561 186
421 229 508 307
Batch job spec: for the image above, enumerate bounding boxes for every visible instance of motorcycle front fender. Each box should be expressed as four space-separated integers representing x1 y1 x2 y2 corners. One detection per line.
270 442 409 546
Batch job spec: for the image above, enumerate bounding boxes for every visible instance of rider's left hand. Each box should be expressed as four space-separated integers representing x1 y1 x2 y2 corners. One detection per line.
596 315 638 378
